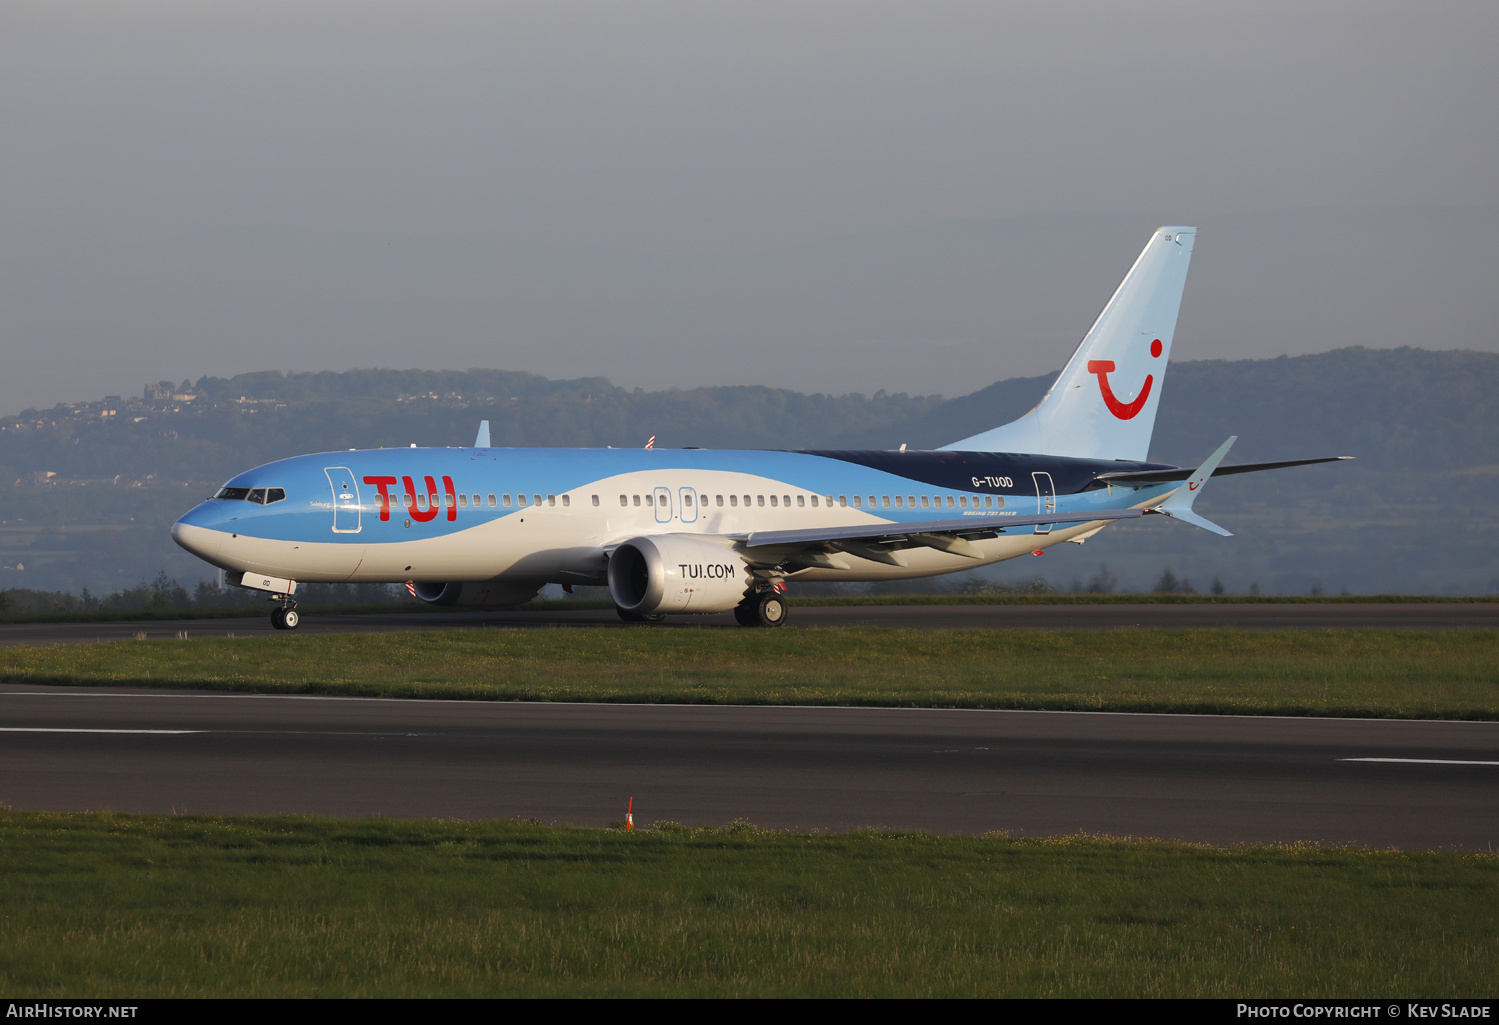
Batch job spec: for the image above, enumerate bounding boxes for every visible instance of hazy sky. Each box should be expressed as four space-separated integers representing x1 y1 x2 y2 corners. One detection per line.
3 1 1496 414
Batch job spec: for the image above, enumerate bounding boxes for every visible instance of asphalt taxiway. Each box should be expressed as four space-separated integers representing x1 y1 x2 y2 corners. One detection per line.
2 683 1495 849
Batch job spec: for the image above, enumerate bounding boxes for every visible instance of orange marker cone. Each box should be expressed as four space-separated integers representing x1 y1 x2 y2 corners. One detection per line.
625 797 634 831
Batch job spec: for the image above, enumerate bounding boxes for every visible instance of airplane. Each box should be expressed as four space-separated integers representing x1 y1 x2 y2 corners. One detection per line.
171 226 1349 630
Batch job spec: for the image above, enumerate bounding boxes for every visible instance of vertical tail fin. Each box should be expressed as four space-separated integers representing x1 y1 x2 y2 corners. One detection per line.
942 226 1196 460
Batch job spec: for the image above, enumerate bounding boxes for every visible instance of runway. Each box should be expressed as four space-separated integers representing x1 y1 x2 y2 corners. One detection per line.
2 683 1495 850
1 600 1495 647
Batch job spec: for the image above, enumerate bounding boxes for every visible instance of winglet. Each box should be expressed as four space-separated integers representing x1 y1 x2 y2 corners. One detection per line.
1152 436 1236 536
475 420 491 448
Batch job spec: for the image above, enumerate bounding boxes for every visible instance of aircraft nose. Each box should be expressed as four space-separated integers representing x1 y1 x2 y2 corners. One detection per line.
171 517 225 563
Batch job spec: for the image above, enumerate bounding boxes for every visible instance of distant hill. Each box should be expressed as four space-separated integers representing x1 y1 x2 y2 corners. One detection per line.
1 347 1495 596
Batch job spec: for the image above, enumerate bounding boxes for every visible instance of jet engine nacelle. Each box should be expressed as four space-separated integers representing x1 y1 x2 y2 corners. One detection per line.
608 535 751 615
410 581 541 607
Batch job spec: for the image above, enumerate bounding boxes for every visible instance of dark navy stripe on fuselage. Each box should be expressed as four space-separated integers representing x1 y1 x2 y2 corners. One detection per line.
797 450 1173 495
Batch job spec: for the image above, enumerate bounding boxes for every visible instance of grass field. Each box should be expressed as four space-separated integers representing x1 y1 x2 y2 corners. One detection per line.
2 627 1497 719
0 811 1493 997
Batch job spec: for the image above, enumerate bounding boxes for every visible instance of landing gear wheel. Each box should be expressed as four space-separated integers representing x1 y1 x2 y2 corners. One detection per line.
281 608 300 630
756 592 788 627
616 607 665 623
271 608 287 630
736 592 788 627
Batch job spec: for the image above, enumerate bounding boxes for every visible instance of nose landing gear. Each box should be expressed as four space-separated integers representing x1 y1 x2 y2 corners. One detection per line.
270 596 300 630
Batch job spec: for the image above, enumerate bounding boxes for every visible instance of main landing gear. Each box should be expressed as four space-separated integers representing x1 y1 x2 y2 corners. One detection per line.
734 590 788 628
616 608 665 623
270 597 300 630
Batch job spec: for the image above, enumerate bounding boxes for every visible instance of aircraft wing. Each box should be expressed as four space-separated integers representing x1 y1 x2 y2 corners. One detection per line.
730 507 1143 556
1090 455 1353 487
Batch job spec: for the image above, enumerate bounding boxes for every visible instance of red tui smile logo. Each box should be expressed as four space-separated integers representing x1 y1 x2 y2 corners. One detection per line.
1088 338 1163 420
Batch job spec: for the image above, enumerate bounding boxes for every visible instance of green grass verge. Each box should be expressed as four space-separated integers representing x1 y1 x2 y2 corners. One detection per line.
4 628 1498 719
0 811 1493 997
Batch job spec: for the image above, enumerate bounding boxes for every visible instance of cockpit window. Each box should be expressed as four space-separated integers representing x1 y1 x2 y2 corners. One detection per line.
214 486 286 504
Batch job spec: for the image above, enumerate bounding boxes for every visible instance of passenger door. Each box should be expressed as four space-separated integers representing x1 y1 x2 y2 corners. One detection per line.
653 487 673 523
325 467 361 533
1032 472 1056 535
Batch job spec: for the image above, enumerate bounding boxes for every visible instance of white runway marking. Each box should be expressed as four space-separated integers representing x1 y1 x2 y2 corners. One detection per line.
1340 757 1499 766
0 728 202 735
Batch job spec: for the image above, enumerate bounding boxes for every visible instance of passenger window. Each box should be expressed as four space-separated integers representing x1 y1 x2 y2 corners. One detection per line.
645 494 653 507
503 494 512 507
920 496 929 508
797 495 805 507
947 496 955 508
488 494 496 507
684 493 694 507
959 497 968 508
894 496 903 508
415 494 427 510
769 495 778 507
882 496 890 508
547 495 556 507
620 495 628 506
908 496 916 507
810 495 819 507
729 495 738 507
868 496 876 507
984 496 992 508
716 495 724 507
757 495 765 507
633 495 641 506
852 496 862 508
995 496 1004 508
562 495 570 507
591 495 599 507
533 494 542 507
742 495 751 507
839 496 847 507
518 494 528 507
458 494 468 507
